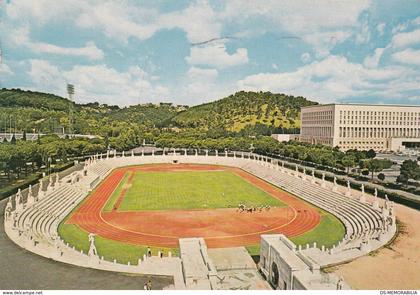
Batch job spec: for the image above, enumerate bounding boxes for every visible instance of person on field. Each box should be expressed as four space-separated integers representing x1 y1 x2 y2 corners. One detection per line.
147 247 152 257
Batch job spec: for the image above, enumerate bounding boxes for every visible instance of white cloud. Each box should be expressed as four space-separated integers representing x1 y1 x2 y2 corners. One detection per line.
0 63 13 76
377 23 386 36
8 26 104 60
392 48 420 65
186 43 248 69
159 1 222 44
412 17 420 26
238 55 416 103
300 53 311 63
223 0 371 55
5 0 222 44
187 67 218 80
391 29 420 49
177 66 236 105
363 48 385 68
356 19 371 44
302 30 352 57
27 60 169 106
27 59 64 90
391 22 408 34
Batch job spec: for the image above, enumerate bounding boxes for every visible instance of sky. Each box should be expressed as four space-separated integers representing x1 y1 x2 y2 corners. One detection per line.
0 0 419 106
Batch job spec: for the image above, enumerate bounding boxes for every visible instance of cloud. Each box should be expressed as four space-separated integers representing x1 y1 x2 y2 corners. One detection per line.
391 29 420 49
177 66 237 105
300 53 311 63
223 0 371 55
363 48 385 68
187 67 218 80
27 60 169 106
0 63 13 76
9 26 104 60
377 23 386 36
5 0 222 44
355 18 371 44
238 55 417 103
412 17 420 26
159 1 222 44
27 59 64 89
302 30 352 57
186 43 248 69
392 48 420 65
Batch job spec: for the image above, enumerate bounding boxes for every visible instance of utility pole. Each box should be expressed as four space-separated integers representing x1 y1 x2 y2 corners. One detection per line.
67 84 75 137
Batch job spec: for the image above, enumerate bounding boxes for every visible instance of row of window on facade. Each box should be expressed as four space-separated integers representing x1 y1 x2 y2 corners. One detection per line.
339 127 420 138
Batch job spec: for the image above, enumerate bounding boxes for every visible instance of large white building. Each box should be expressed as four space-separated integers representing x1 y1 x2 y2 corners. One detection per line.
299 104 420 152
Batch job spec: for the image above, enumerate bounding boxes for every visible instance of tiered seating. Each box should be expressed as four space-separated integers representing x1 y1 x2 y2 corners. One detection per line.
16 184 85 243
88 160 114 179
239 160 385 250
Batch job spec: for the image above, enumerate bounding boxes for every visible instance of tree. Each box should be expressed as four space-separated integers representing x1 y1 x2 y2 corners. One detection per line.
360 159 392 180
378 173 386 181
361 169 369 176
399 160 420 185
341 155 356 174
366 149 376 159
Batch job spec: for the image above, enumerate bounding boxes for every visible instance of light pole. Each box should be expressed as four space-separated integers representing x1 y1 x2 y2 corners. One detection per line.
67 84 75 137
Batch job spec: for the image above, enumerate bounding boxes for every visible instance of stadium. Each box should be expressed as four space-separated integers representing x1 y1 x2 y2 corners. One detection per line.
3 149 397 290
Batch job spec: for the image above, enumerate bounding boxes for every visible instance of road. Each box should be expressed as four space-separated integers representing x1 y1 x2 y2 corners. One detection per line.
0 199 174 290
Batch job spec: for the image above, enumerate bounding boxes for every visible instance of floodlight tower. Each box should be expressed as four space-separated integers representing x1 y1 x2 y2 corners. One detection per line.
67 83 75 137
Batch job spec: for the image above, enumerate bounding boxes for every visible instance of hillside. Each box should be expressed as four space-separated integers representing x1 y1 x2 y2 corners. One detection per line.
171 91 317 131
0 89 318 136
0 88 183 135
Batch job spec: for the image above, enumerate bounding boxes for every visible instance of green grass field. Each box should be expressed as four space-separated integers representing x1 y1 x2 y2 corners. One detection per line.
58 223 178 265
106 170 286 211
246 209 345 256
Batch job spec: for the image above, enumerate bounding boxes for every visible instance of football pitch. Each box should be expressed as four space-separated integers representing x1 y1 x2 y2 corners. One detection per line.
104 170 286 211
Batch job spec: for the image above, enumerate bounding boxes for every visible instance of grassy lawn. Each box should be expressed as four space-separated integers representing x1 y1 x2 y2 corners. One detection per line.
245 210 345 256
103 171 131 211
58 223 178 265
116 170 285 211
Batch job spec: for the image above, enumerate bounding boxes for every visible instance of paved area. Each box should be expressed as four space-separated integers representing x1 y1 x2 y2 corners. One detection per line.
0 200 174 290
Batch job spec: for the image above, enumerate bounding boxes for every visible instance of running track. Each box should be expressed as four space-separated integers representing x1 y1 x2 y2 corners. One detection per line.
68 164 321 248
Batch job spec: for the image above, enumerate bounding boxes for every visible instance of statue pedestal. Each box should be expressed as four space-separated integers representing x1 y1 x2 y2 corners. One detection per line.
372 201 379 211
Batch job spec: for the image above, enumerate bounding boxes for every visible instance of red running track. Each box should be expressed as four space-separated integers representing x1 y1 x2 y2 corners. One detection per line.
67 164 321 248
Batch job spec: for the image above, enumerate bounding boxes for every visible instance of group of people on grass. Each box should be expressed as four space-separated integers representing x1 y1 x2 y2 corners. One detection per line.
237 203 271 213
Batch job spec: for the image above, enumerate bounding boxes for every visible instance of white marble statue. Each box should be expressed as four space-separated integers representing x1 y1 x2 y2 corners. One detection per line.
4 199 12 220
88 233 98 257
15 189 23 211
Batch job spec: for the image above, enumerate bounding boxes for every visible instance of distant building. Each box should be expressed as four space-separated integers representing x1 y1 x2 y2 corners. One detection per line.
271 134 300 143
299 104 420 152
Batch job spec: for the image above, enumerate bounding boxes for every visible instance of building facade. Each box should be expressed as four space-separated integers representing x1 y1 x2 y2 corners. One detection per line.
299 104 420 152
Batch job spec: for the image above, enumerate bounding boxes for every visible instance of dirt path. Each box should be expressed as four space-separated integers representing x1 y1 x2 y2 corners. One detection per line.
334 201 420 289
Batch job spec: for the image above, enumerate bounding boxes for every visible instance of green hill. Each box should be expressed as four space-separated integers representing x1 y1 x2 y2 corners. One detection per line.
171 91 317 131
0 88 183 135
0 89 318 136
